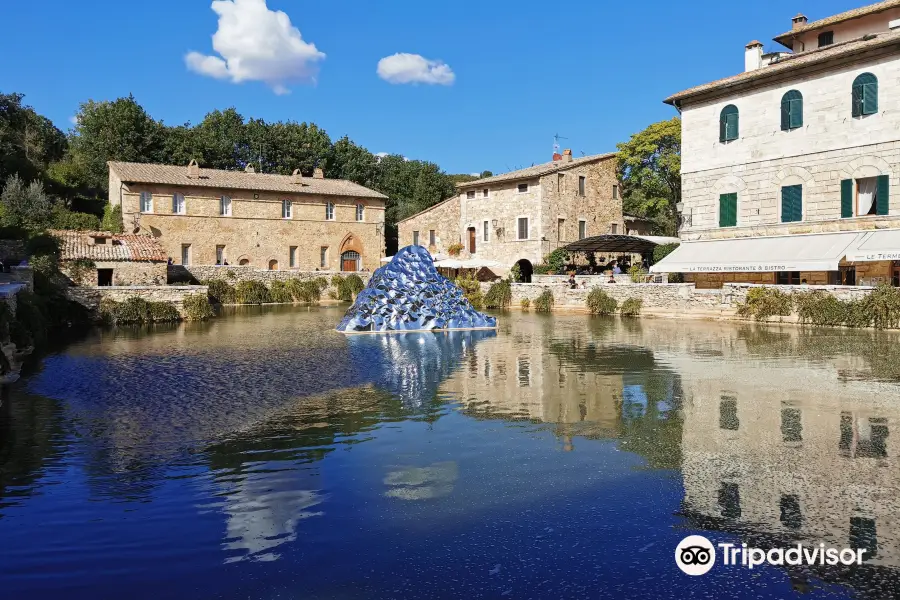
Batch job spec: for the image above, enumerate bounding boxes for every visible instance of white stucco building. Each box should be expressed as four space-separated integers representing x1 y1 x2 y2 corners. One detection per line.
653 1 900 288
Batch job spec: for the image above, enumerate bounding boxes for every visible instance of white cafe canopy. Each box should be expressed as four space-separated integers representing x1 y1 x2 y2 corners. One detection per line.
845 229 900 262
650 231 865 273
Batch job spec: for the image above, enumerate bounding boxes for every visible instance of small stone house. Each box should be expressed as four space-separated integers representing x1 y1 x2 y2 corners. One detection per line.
52 230 168 286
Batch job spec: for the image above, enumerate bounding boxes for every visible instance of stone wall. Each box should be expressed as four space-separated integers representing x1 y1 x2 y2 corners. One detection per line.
485 281 883 322
174 265 372 287
66 285 209 316
60 261 167 286
397 197 461 255
113 178 386 271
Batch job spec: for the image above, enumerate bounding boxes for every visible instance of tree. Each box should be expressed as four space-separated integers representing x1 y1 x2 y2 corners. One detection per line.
0 92 67 187
0 175 54 231
327 136 378 187
68 94 165 192
616 117 681 236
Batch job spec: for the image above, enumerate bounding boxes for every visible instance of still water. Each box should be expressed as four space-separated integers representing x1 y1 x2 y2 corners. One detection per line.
2 306 900 599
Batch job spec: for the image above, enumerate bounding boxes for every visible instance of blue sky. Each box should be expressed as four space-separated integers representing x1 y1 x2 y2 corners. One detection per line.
1 0 866 175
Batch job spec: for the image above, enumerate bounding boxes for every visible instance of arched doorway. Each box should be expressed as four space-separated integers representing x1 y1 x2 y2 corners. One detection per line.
341 251 360 271
339 233 364 271
238 257 250 266
467 227 476 254
515 259 533 283
268 259 279 271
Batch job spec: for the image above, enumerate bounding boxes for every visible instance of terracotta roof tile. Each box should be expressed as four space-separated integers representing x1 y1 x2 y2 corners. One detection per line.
774 0 900 49
665 30 900 105
52 230 168 262
108 161 388 200
455 153 617 189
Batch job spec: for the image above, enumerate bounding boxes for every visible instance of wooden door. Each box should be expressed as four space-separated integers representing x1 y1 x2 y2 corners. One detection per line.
343 259 356 271
468 228 476 254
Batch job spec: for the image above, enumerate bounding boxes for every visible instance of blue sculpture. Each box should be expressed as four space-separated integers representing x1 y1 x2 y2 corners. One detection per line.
336 245 498 333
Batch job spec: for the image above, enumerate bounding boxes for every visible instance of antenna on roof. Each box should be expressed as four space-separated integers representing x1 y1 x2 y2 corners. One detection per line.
553 133 568 156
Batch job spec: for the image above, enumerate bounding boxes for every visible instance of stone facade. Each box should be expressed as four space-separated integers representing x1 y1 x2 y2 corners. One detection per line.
109 164 386 272
397 152 623 276
66 285 209 316
669 8 900 288
59 260 168 287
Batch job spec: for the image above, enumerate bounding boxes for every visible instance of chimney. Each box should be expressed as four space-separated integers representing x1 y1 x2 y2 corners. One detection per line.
745 40 764 72
552 153 563 161
244 164 255 174
792 13 808 30
186 159 200 179
313 168 325 179
562 149 573 163
291 168 303 184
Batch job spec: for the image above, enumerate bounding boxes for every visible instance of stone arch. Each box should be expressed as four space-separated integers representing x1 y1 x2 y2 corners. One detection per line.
773 166 814 187
515 258 533 283
237 255 251 266
712 175 748 227
268 259 279 271
839 155 891 180
339 233 364 269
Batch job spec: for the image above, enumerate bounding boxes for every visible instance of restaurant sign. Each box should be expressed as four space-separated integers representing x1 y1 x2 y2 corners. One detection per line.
846 250 900 262
679 264 790 273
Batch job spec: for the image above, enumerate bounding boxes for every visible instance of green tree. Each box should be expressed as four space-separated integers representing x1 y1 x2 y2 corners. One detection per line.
616 117 681 236
327 136 378 187
0 92 67 187
0 175 54 231
68 94 165 192
191 108 247 170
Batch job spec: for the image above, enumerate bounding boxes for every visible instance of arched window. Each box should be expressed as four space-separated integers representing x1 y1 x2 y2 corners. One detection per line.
781 90 803 130
852 73 878 117
719 105 739 142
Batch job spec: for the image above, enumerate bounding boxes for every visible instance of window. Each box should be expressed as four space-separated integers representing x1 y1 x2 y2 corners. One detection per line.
781 184 803 222
356 204 364 221
850 517 878 559
610 223 618 234
852 73 878 117
216 245 226 265
140 192 153 213
844 175 889 217
282 200 292 219
719 395 739 430
818 30 834 47
830 266 856 286
413 231 420 246
181 244 191 266
429 230 436 246
557 218 565 241
289 246 298 268
578 176 586 196
578 220 587 240
612 184 619 200
467 190 476 199
776 271 801 285
483 220 489 242
220 196 232 216
482 189 489 198
97 269 113 286
719 105 739 142
517 217 529 240
325 202 335 220
517 183 529 193
719 193 738 227
172 193 185 214
780 90 803 130
320 247 328 268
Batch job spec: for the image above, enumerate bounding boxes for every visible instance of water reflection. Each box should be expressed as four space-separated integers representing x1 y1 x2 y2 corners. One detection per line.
3 309 900 598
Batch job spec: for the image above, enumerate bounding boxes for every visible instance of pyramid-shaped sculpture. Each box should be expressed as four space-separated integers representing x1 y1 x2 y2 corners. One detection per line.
336 246 498 333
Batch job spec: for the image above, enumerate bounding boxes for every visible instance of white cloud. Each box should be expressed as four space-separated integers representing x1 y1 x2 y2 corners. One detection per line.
69 115 79 125
376 53 455 86
186 0 325 94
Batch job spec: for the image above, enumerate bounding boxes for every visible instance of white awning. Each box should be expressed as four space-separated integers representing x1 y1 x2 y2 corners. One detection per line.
846 229 900 262
649 232 864 273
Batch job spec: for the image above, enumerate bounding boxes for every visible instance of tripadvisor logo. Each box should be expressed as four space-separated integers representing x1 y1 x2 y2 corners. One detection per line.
675 535 868 576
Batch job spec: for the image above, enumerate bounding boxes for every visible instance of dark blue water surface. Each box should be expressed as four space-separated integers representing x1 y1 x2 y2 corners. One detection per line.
2 306 900 599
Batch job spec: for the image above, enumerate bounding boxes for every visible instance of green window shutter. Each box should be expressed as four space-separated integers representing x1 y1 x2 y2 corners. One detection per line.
720 105 738 142
719 112 726 142
719 193 737 227
781 187 791 222
877 174 890 215
782 185 802 222
863 82 878 114
781 98 790 131
841 179 853 218
727 113 738 140
790 98 803 128
792 186 803 222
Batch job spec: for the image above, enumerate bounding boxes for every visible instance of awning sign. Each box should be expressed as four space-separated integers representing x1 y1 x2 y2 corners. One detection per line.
847 251 900 262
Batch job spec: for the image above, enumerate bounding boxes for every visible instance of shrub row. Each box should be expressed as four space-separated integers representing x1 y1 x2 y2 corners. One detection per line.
203 276 340 305
585 288 643 317
737 285 900 330
484 279 512 309
99 294 215 324
454 273 484 309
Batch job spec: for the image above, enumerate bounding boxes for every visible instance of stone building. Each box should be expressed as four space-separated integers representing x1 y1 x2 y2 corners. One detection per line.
53 229 168 286
108 161 387 272
397 150 623 280
653 1 900 288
